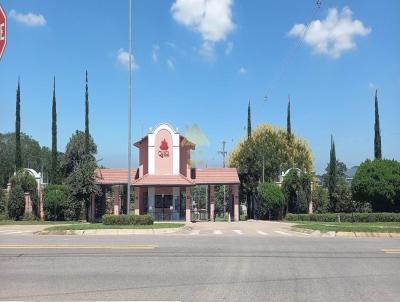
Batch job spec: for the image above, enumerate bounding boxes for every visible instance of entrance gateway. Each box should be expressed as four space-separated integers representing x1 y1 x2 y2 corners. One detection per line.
95 123 240 222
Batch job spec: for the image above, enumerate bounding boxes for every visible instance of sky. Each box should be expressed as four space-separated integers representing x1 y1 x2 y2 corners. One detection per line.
0 0 399 174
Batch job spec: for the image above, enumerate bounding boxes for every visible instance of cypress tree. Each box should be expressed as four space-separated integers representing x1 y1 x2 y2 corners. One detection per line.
287 96 292 139
51 76 58 184
247 99 251 139
328 136 337 211
15 79 22 171
85 71 90 155
374 89 382 159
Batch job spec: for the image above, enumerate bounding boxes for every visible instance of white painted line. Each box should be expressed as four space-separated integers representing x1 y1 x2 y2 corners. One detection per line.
213 230 222 235
5 231 28 234
233 229 243 235
257 230 268 236
274 231 292 236
190 230 200 235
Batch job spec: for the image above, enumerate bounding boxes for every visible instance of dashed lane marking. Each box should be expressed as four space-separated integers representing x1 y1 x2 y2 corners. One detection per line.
233 229 243 235
257 230 268 236
213 230 222 235
190 230 200 235
382 249 400 254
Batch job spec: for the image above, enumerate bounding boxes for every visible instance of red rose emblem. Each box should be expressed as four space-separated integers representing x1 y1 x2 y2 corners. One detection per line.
160 139 169 150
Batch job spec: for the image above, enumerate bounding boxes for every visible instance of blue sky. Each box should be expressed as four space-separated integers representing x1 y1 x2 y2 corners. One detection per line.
0 0 399 174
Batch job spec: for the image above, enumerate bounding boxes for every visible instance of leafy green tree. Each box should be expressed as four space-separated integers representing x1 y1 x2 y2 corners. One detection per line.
8 185 25 220
327 136 337 211
15 80 22 170
0 189 6 215
61 130 97 177
282 169 311 214
62 130 99 220
374 89 382 159
230 124 313 218
312 186 329 213
322 160 348 188
0 133 55 187
352 159 400 212
43 184 68 221
85 71 90 155
256 182 285 219
51 76 60 184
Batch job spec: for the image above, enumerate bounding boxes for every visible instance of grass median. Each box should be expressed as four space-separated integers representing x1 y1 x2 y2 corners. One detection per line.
292 221 400 233
44 222 185 231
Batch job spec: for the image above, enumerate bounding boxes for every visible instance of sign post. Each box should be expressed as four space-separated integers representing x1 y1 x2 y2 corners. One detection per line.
0 4 7 60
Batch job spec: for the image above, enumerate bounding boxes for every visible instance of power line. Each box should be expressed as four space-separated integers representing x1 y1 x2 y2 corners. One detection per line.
218 141 227 168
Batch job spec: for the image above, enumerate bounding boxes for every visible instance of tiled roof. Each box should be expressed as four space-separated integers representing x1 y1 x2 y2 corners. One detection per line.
95 168 137 185
192 168 240 185
95 168 240 186
133 174 195 186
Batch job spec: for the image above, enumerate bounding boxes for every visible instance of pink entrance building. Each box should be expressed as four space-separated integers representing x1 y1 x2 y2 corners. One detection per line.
96 123 240 222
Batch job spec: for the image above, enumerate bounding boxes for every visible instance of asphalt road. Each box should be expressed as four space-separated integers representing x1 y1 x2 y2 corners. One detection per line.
0 230 399 301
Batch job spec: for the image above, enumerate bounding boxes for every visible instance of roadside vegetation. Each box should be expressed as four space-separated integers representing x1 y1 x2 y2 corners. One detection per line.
292 221 400 233
44 222 184 231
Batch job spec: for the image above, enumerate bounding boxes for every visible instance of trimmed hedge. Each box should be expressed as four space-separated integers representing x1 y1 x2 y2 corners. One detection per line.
102 214 154 225
285 213 400 223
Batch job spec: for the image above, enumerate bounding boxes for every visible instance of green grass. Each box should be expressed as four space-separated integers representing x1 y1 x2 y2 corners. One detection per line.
293 221 400 233
44 223 185 231
0 220 82 225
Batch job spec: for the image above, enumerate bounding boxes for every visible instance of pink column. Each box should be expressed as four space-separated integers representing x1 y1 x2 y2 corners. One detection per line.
209 185 215 222
232 185 239 222
185 187 191 223
39 188 44 220
113 185 120 215
134 187 142 215
24 192 32 214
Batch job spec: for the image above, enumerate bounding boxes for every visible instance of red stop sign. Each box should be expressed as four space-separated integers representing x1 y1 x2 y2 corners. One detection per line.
0 5 6 60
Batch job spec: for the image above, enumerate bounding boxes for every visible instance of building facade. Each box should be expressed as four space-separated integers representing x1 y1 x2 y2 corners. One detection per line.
96 123 240 222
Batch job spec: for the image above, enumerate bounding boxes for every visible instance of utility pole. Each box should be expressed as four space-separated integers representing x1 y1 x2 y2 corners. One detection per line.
126 0 132 214
218 141 228 218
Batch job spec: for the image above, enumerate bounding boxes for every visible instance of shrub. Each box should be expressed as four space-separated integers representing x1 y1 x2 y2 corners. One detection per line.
7 185 25 220
312 186 329 213
285 212 400 222
0 189 6 214
22 212 37 221
102 214 154 225
0 213 7 221
352 159 400 212
10 170 38 217
256 182 285 219
43 184 68 221
63 196 83 221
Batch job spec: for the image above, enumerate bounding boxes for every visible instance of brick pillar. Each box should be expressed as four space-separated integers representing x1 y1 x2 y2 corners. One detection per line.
185 187 191 223
39 188 44 220
6 183 11 193
209 185 215 222
24 192 32 214
134 187 142 215
232 185 239 222
113 185 120 215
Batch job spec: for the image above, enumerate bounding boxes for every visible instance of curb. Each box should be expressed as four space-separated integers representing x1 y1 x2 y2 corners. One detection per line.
291 227 400 238
39 227 184 235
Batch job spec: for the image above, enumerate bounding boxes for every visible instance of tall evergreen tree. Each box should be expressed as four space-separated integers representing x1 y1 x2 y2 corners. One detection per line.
374 89 382 159
287 96 292 139
247 99 251 139
15 79 22 171
51 76 58 184
85 71 90 155
328 136 337 211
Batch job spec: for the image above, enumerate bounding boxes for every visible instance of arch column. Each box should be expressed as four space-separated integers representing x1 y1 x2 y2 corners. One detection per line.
232 184 239 222
208 185 215 222
185 187 191 223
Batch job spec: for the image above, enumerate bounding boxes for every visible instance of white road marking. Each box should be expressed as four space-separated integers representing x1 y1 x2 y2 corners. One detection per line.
3 231 31 235
274 231 292 236
257 230 268 236
213 230 222 235
233 229 243 235
190 230 200 235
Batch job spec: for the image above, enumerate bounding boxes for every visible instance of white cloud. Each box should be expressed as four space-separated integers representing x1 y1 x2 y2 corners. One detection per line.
167 58 175 70
225 41 233 55
368 82 377 92
171 0 235 58
152 44 160 63
116 48 139 70
239 67 247 75
199 41 215 59
288 6 371 58
9 9 46 27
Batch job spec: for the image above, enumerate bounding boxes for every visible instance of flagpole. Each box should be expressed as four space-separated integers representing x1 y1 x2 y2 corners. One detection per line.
127 0 132 214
